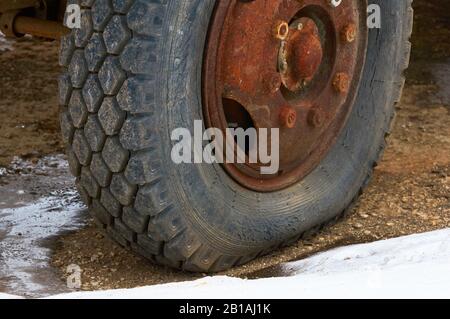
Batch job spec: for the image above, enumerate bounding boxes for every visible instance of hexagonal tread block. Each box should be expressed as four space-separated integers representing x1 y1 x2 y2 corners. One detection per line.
85 33 107 72
92 0 114 31
163 229 202 261
112 0 133 13
76 180 92 206
59 34 75 67
100 188 122 217
72 130 92 166
58 74 73 106
114 218 136 242
147 204 182 242
125 150 161 185
122 207 149 233
104 15 131 54
120 116 154 151
84 115 106 152
134 181 171 217
110 173 137 206
136 234 163 256
82 74 104 112
81 0 95 6
90 153 112 187
80 166 100 198
60 110 75 145
102 136 129 173
66 146 81 177
117 77 154 113
98 97 125 135
99 56 126 95
120 38 157 74
74 9 94 47
91 199 114 225
68 50 89 88
68 90 88 128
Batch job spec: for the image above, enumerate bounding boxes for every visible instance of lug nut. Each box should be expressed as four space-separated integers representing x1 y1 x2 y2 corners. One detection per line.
279 107 297 128
332 72 350 94
274 21 289 41
308 109 324 128
341 23 357 43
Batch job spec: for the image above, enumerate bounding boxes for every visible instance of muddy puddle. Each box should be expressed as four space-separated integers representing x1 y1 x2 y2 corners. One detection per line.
0 156 87 297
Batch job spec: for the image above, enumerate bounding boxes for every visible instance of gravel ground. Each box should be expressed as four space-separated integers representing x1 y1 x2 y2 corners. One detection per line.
0 0 449 294
0 37 64 167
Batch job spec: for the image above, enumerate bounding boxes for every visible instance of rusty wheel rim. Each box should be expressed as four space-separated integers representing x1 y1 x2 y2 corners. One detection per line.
203 0 368 192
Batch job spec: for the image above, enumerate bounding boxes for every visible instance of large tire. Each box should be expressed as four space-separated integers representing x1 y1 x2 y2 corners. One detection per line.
59 0 413 272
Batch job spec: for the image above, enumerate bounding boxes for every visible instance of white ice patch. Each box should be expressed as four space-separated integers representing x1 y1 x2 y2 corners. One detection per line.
6 154 69 175
0 33 12 52
0 293 24 299
0 193 85 297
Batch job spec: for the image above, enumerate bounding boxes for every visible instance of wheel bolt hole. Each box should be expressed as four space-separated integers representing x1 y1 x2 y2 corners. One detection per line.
275 21 289 40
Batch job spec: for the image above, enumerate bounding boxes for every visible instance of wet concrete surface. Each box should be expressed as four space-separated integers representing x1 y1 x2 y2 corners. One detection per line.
0 156 87 297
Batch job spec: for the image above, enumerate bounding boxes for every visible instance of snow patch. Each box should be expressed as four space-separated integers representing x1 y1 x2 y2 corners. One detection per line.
0 33 12 52
0 293 24 299
0 194 85 296
41 229 450 299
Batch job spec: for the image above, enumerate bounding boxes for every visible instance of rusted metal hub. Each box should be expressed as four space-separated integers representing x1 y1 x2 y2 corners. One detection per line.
279 17 323 91
203 0 368 192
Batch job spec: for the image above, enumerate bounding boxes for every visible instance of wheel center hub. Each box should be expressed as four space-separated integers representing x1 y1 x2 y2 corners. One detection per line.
279 17 324 91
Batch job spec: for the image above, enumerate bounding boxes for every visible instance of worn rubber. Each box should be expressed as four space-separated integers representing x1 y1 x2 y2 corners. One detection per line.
60 0 413 272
